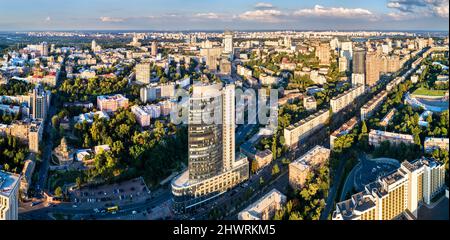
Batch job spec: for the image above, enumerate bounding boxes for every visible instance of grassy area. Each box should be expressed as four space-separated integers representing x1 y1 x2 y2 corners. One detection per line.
412 88 448 97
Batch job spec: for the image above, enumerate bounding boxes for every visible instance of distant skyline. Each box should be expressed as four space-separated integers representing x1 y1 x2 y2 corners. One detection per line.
0 0 448 31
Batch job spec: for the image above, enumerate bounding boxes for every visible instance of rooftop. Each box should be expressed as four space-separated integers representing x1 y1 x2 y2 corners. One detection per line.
0 170 20 198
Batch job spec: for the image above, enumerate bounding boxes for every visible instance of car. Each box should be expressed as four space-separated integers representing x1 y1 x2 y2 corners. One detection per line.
132 210 137 214
93 208 99 213
72 205 77 208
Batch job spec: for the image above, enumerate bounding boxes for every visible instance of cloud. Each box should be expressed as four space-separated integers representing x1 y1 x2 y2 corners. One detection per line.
293 5 375 19
194 13 221 19
239 9 284 22
45 16 51 22
99 16 125 22
387 0 448 18
254 2 274 9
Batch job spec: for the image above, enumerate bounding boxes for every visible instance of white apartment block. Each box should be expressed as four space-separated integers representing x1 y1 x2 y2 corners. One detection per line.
330 84 364 113
369 129 415 147
361 91 388 121
0 171 20 220
284 109 329 148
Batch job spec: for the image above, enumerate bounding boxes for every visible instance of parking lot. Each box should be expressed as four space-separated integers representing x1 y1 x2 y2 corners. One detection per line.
70 177 151 210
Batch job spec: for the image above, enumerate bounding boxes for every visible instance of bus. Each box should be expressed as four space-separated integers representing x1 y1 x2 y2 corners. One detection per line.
107 206 119 213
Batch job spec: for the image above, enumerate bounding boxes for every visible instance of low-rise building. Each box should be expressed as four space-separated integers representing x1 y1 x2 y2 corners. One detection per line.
131 105 152 127
424 137 449 153
330 117 358 149
97 94 129 113
368 129 414 147
380 108 397 127
254 149 273 171
20 158 35 199
238 188 287 220
289 145 330 190
303 96 317 112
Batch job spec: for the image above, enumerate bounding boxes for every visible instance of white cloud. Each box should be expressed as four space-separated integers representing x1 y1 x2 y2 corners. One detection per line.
239 9 284 22
99 16 125 23
255 2 274 9
293 5 375 19
195 13 221 19
45 16 51 22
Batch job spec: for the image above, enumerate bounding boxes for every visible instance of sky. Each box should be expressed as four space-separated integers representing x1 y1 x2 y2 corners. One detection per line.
0 0 448 31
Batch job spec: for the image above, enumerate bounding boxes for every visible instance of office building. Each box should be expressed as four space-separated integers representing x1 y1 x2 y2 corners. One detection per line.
333 157 445 220
289 146 330 190
238 189 286 220
0 171 19 220
284 109 329 148
171 83 249 213
135 63 151 84
97 94 129 113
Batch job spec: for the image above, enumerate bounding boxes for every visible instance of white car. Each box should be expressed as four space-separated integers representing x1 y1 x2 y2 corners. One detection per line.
132 211 137 215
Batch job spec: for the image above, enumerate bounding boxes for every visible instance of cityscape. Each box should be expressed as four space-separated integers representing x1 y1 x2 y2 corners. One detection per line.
0 0 449 223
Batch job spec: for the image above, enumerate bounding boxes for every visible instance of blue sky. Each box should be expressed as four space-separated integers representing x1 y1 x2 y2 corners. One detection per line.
0 0 448 30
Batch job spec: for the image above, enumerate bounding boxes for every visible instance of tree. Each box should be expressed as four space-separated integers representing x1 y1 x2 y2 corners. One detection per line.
55 187 63 197
272 163 280 176
361 121 368 134
251 160 259 174
51 115 60 128
76 177 82 189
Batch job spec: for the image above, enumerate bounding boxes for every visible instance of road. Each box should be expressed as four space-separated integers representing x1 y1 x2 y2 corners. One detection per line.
320 156 347 220
35 101 57 195
19 188 173 220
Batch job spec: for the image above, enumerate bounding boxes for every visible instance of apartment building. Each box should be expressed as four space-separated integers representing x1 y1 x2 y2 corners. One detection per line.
424 137 449 153
238 189 287 220
330 84 364 113
330 117 358 149
284 109 329 148
97 94 129 113
368 129 415 147
0 120 43 153
361 90 388 121
289 145 330 190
